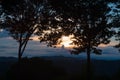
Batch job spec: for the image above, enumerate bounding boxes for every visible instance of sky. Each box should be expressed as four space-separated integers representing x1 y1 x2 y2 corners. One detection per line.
0 30 120 60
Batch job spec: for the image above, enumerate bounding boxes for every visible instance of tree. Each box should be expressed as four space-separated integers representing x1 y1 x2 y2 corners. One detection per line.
40 0 115 80
0 3 4 30
1 0 47 62
107 2 120 52
115 30 120 52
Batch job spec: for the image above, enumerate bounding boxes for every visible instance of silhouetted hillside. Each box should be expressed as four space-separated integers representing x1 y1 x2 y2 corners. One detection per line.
0 57 17 76
0 56 120 79
39 56 120 76
6 57 66 80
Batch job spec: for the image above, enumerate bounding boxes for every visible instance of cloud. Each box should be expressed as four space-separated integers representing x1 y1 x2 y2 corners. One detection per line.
0 34 120 60
101 46 119 54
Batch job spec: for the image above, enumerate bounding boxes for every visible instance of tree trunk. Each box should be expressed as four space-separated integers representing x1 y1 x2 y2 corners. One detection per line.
18 42 22 64
87 42 91 80
18 42 22 80
21 40 28 56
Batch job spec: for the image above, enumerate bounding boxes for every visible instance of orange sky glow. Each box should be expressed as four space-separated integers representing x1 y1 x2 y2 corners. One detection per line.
59 35 75 48
30 35 117 48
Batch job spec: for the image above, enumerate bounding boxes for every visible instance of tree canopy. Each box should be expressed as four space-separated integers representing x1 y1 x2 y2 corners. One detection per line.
42 0 115 54
107 2 120 52
1 0 50 61
39 0 115 80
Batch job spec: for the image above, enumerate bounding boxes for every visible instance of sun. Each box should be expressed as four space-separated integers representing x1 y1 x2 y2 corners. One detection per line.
30 35 75 48
59 35 75 48
60 36 72 47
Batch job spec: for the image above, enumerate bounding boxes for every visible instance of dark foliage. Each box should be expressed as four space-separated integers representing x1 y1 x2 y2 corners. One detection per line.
1 0 50 62
39 0 116 80
107 1 120 52
47 0 115 54
6 57 66 80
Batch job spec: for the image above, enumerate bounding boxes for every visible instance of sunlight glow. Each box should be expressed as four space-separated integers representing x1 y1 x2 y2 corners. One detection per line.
98 41 118 48
30 36 39 41
59 35 75 48
30 35 75 48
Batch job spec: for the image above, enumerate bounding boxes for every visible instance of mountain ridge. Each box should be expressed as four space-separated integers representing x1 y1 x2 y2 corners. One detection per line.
0 56 120 77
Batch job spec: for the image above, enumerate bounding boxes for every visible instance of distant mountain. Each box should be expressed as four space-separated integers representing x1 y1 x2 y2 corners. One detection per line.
0 56 120 78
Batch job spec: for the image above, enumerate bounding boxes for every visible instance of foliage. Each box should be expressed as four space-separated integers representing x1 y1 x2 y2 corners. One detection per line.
44 0 115 54
0 3 4 29
114 30 120 52
39 1 116 80
107 2 120 52
1 0 50 60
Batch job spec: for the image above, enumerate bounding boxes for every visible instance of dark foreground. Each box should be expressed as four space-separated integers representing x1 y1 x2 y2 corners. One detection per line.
0 56 120 80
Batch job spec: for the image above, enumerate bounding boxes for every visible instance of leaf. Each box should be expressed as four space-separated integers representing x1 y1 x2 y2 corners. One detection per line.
92 48 102 55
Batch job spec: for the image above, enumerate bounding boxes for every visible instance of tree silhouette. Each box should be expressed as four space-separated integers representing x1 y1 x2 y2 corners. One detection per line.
1 0 48 62
0 3 4 30
107 2 120 52
115 30 120 52
40 0 115 80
